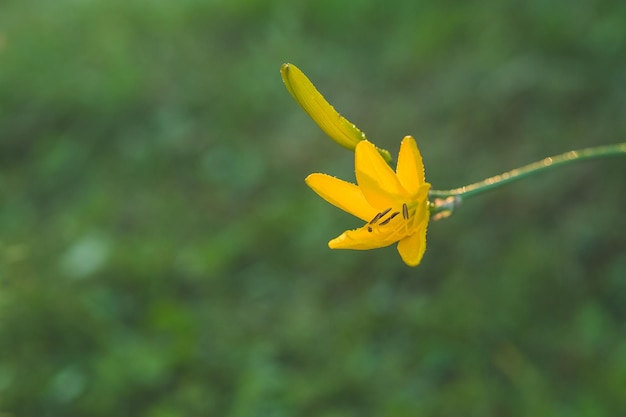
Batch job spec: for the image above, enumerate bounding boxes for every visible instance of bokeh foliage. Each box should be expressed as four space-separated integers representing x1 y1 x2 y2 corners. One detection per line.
1 0 626 416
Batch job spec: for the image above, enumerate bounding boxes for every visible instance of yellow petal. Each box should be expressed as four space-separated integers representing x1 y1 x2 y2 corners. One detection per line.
396 219 428 266
328 227 397 250
412 183 432 212
281 63 392 162
305 173 378 222
355 140 408 208
396 135 426 196
329 209 411 250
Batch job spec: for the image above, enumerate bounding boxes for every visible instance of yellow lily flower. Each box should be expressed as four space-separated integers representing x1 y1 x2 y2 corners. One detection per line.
306 135 431 266
281 63 392 162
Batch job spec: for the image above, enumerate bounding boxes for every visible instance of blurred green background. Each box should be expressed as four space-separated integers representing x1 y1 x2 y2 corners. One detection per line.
1 0 626 415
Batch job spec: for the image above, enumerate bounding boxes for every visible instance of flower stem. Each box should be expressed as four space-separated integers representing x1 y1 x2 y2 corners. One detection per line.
429 142 626 199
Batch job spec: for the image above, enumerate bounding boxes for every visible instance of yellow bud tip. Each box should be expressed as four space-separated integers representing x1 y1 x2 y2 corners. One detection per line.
280 63 392 162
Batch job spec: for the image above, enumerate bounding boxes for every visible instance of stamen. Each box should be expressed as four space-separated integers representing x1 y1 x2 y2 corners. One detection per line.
367 226 373 232
369 207 391 224
369 213 382 225
379 207 392 218
402 203 409 220
379 211 399 226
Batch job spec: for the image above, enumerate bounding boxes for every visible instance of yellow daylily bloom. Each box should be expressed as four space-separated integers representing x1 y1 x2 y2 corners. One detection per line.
281 63 392 162
306 135 431 267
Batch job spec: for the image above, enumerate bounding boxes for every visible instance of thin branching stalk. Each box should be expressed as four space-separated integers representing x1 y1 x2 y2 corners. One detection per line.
429 142 626 199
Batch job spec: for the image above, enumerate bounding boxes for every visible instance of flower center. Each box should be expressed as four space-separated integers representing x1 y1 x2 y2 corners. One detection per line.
366 203 412 238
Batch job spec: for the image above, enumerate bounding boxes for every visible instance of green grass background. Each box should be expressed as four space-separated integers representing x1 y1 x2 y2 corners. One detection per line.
1 0 626 416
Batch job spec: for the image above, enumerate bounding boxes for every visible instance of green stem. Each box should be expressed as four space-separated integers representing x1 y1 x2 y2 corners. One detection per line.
429 142 626 199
